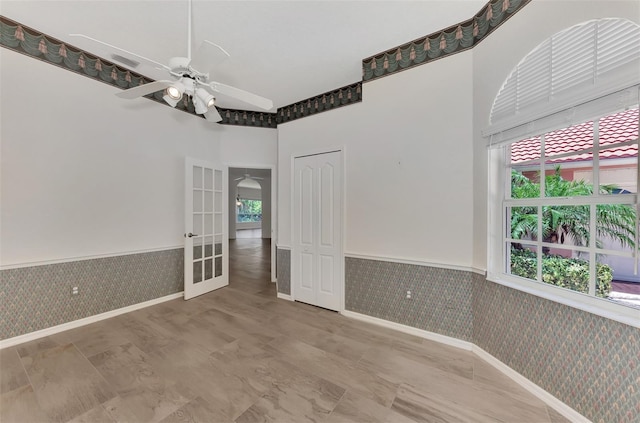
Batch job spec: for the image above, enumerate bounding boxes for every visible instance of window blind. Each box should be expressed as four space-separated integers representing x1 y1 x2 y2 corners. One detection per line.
485 18 640 143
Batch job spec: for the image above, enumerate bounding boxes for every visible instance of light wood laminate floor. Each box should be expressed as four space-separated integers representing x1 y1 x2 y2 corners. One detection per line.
1 239 569 422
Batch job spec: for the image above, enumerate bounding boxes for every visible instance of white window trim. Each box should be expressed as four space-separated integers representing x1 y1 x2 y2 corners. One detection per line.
487 111 640 329
486 17 640 328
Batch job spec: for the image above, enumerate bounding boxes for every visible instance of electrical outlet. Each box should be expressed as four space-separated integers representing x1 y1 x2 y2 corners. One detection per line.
406 290 412 299
71 286 79 296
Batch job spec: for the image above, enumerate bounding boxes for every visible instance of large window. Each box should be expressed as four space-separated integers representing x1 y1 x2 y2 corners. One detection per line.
500 107 639 308
485 18 640 324
237 198 262 223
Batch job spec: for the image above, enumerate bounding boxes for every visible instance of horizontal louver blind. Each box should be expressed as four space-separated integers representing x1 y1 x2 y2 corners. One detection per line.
551 21 596 95
597 19 640 75
488 18 640 136
518 39 551 110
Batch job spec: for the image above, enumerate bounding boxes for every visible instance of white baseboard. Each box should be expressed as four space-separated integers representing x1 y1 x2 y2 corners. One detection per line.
277 293 293 301
0 292 184 350
473 346 590 423
341 310 587 423
340 310 473 351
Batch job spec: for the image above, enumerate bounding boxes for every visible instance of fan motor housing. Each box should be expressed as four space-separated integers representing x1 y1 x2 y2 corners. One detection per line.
168 57 192 73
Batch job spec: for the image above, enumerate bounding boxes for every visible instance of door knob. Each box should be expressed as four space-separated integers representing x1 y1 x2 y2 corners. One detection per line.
185 232 198 238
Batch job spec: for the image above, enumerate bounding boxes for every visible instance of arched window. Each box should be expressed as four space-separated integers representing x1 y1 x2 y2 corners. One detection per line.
485 18 640 326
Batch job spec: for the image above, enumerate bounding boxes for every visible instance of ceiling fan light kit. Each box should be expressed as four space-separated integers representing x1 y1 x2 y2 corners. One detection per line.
166 86 182 101
194 87 215 114
163 84 185 107
69 0 273 124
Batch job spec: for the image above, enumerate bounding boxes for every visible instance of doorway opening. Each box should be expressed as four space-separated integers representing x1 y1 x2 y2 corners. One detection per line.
228 167 275 294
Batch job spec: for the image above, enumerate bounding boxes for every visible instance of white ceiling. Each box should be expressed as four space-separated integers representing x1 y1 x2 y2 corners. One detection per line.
1 1 485 111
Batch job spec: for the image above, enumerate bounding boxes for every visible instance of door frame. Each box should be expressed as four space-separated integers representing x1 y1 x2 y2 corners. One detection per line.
290 147 346 312
227 163 277 283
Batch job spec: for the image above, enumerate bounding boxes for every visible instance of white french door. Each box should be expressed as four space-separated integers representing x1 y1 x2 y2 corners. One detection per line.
292 151 342 311
184 158 228 300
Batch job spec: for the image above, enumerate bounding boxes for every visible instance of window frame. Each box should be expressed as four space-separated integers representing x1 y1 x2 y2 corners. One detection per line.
485 17 640 328
236 198 263 223
487 104 640 329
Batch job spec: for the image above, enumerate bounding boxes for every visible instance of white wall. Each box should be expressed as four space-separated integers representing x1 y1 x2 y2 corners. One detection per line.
220 126 277 165
278 51 474 266
222 127 277 239
0 49 223 266
471 0 640 270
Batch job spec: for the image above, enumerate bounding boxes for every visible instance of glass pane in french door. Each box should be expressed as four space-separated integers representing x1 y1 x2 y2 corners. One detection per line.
193 260 203 284
204 236 213 258
205 258 213 280
204 214 213 236
205 191 213 212
193 166 203 189
215 257 222 277
193 189 203 213
205 168 214 190
215 234 223 256
192 165 205 284
193 237 203 260
213 169 224 278
193 214 203 236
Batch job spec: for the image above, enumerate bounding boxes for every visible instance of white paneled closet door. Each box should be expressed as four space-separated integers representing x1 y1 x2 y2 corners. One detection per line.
293 151 342 311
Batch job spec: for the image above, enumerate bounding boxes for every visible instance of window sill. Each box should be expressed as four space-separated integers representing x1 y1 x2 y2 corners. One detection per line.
485 272 640 328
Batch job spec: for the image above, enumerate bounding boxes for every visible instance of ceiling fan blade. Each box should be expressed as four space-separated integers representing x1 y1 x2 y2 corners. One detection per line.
68 34 171 81
189 40 230 75
116 80 175 99
208 81 273 111
204 107 223 123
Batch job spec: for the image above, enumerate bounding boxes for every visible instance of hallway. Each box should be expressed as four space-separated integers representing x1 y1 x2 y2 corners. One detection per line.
229 237 275 298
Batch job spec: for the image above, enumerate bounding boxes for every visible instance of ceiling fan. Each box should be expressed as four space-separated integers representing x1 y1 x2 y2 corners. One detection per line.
68 0 273 123
234 173 264 182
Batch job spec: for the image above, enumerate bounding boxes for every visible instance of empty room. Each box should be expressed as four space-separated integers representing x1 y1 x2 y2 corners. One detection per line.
1 1 638 422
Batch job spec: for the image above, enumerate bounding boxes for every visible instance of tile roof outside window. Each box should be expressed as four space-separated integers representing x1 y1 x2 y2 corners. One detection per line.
510 108 639 164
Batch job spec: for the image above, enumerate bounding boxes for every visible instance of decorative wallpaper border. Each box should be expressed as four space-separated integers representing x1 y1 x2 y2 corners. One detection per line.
276 82 362 124
2 0 532 126
217 108 277 128
0 16 277 129
362 0 531 82
275 0 531 123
